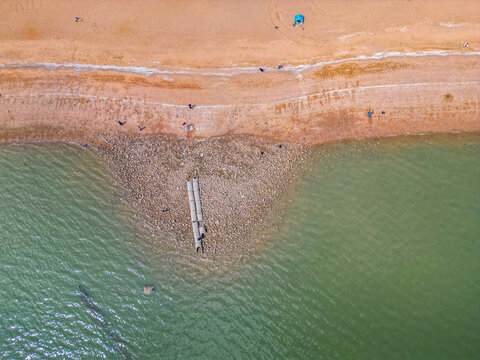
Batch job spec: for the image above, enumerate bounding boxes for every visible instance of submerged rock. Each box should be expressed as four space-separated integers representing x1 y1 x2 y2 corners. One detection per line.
144 285 154 294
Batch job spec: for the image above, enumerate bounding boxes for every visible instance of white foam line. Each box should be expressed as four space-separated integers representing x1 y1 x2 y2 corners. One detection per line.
282 51 480 73
440 22 464 27
338 32 365 40
1 50 479 76
0 62 236 77
3 81 478 109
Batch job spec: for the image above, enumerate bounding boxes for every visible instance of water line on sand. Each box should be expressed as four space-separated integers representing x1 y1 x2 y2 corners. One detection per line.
1 50 479 77
2 81 479 109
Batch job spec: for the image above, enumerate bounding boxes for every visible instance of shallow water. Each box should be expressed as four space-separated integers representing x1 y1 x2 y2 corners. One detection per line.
0 136 479 359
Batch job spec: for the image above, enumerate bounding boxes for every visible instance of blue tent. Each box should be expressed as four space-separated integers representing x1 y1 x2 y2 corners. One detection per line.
294 14 304 26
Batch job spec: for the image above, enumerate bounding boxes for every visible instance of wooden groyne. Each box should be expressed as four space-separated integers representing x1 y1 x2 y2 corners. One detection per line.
187 180 202 252
193 178 203 221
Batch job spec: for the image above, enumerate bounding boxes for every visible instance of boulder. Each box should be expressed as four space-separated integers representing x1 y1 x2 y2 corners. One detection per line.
144 285 154 294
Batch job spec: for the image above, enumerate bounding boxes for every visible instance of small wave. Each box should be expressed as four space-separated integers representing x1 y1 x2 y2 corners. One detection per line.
1 50 479 76
440 22 465 27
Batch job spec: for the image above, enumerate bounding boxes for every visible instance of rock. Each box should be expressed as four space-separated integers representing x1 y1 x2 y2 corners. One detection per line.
144 285 155 294
99 135 309 266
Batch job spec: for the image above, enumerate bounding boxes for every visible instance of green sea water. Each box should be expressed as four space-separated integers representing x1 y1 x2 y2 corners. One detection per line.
0 136 479 359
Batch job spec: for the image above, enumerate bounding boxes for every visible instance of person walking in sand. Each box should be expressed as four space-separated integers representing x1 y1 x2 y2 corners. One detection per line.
74 17 83 23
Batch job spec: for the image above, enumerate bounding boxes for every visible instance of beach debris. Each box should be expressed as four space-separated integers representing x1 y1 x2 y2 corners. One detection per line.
193 178 203 222
160 208 169 213
118 121 126 126
187 179 204 252
443 93 454 102
274 25 278 29
259 68 265 72
188 104 196 109
143 285 155 294
293 14 304 27
368 110 374 118
277 64 283 70
99 133 109 143
74 17 83 23
139 126 146 131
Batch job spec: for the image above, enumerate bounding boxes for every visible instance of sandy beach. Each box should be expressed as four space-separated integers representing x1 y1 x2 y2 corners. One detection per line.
1 0 479 260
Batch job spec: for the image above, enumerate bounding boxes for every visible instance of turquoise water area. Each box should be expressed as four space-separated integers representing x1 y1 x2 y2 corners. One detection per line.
0 136 479 359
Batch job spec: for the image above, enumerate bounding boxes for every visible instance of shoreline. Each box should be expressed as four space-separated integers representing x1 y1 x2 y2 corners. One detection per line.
2 50 480 76
3 131 479 266
1 0 479 263
97 135 312 266
1 54 479 146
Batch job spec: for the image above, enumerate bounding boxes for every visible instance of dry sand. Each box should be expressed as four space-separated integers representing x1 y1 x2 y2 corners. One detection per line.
1 0 479 262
